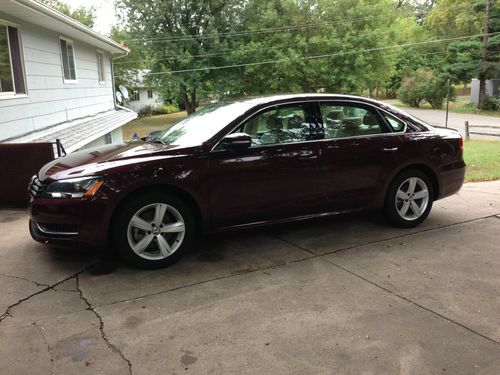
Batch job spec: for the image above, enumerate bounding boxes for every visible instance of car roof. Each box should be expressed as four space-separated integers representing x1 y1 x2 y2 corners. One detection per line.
226 93 383 107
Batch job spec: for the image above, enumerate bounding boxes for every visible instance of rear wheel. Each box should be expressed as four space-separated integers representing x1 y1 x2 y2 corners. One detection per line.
385 169 434 228
112 192 194 269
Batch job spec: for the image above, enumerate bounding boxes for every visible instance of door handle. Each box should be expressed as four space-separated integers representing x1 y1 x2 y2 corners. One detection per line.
382 147 398 152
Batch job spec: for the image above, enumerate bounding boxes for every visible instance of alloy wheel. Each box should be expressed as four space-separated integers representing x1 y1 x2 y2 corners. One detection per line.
395 177 429 221
127 203 185 260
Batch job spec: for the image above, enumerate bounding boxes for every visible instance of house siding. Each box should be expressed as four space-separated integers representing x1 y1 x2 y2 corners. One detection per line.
0 12 115 141
126 89 163 112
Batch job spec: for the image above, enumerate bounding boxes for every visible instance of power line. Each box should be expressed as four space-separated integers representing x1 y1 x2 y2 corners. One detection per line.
122 13 406 44
115 32 498 77
123 13 500 44
115 14 500 65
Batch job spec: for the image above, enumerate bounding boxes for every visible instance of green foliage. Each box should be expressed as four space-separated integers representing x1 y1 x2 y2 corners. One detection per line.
425 0 483 37
112 0 495 109
40 0 95 28
445 40 481 85
483 95 500 111
153 104 180 115
137 105 154 118
425 75 455 109
399 69 431 107
399 69 453 109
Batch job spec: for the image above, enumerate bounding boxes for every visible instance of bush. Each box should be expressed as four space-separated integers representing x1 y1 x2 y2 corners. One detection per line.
152 104 180 115
138 105 154 117
399 69 453 109
483 95 500 111
399 69 430 107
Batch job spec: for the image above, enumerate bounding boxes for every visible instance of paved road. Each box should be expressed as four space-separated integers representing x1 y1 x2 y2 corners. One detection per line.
383 100 500 139
1 181 500 374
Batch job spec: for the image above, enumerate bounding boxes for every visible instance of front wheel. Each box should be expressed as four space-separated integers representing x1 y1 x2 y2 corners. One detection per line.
111 192 195 269
385 170 434 228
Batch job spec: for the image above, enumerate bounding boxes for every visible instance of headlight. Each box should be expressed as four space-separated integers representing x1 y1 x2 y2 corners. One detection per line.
42 177 104 199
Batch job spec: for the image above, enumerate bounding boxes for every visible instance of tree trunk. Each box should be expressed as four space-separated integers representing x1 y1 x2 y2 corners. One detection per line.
478 0 491 110
478 72 487 109
190 88 196 113
180 85 196 115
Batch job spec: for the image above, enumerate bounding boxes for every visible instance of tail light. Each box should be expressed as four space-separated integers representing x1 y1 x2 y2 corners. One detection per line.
458 136 464 151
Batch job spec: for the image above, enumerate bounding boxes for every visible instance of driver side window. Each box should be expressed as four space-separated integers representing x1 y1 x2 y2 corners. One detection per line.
235 106 313 147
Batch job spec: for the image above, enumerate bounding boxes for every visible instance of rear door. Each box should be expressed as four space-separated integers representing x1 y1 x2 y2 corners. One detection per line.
208 102 322 228
316 101 404 210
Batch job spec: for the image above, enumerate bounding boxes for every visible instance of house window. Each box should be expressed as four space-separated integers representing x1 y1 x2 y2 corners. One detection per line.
60 37 77 82
130 90 140 101
147 89 153 99
96 50 105 84
105 132 112 144
0 24 26 96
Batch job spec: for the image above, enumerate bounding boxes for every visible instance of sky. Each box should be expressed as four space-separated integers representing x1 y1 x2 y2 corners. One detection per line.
69 0 117 35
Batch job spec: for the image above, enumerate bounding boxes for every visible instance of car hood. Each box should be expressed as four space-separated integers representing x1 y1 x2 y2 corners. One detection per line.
38 142 193 181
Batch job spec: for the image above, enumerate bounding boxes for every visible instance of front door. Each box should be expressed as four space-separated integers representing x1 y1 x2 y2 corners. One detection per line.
208 103 321 229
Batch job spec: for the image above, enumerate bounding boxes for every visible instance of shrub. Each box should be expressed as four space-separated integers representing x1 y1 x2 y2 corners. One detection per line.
424 76 455 109
483 95 500 111
153 104 180 115
138 105 154 117
399 69 430 108
399 69 453 109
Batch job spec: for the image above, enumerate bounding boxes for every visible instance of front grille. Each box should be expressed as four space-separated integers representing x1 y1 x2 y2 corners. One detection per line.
28 175 47 199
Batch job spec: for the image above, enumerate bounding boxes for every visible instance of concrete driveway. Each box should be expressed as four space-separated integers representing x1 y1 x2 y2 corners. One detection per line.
1 181 499 374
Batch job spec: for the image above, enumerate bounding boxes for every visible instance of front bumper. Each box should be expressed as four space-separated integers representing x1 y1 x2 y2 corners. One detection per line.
28 196 112 248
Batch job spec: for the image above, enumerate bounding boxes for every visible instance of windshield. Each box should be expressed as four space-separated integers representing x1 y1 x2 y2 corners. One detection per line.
154 101 255 147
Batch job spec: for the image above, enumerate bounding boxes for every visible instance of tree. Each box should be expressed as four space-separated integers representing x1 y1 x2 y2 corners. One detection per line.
116 0 244 113
41 0 96 28
477 0 500 109
445 40 481 91
425 0 483 37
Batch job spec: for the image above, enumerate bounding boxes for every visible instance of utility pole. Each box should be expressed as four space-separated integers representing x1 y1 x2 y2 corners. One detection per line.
445 78 450 128
478 0 491 110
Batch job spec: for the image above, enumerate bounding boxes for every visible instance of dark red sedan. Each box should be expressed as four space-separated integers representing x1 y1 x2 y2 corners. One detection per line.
28 94 465 268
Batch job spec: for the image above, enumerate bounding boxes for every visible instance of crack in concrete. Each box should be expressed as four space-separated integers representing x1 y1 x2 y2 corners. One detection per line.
0 273 49 287
270 215 500 347
75 274 133 375
97 257 315 308
274 213 500 258
0 270 87 323
96 215 499 309
321 257 500 347
33 322 55 375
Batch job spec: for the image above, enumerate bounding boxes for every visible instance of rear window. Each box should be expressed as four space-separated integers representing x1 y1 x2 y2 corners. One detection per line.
383 113 405 132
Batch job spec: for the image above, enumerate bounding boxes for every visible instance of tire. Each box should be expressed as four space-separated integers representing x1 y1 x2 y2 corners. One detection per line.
111 191 195 269
385 169 434 228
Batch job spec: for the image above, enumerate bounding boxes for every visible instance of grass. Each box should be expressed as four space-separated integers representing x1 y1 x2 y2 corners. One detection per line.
122 112 498 182
463 140 500 182
391 96 500 118
122 111 188 140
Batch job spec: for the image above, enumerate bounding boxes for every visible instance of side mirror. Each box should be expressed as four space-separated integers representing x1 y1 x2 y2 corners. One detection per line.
221 133 252 151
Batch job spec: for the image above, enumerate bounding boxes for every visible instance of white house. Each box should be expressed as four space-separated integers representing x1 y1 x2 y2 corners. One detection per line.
124 69 164 113
0 0 137 154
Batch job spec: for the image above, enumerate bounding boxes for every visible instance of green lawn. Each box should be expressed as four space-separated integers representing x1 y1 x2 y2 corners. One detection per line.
392 96 500 118
122 112 498 182
122 111 188 140
464 140 500 182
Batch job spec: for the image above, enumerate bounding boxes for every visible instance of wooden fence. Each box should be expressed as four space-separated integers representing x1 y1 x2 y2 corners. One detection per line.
464 121 500 140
